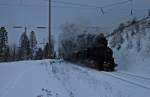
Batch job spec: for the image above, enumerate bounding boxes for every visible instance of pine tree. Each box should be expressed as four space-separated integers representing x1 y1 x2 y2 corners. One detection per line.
35 48 43 60
4 46 10 61
10 44 17 61
148 10 150 17
29 31 37 59
19 32 31 60
43 43 52 59
0 27 9 62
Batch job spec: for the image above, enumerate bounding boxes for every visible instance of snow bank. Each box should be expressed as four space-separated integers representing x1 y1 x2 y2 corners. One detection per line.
0 60 149 97
109 17 150 75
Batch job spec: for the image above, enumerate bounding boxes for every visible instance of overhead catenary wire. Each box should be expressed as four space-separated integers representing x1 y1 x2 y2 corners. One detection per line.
0 25 48 29
0 0 148 14
51 0 131 9
0 0 131 9
0 0 149 13
51 5 150 18
0 3 46 7
51 0 132 14
51 0 149 16
0 0 133 17
0 0 149 33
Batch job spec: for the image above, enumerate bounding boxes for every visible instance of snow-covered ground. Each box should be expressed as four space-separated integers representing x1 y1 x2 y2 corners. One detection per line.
0 59 150 97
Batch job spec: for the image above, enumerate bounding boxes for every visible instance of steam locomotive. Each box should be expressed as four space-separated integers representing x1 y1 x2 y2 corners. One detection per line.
64 34 117 71
65 46 117 71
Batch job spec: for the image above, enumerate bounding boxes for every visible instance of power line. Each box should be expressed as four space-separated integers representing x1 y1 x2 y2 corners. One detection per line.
52 0 99 9
102 0 131 8
0 0 148 12
0 3 48 7
0 0 149 26
51 0 131 9
0 0 149 12
51 0 133 15
0 25 48 30
52 5 150 17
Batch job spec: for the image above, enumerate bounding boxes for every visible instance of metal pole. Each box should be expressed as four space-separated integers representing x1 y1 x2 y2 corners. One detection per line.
48 0 53 58
49 0 51 46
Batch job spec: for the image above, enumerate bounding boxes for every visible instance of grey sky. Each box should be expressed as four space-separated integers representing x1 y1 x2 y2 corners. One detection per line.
0 0 150 47
52 0 150 31
0 0 48 46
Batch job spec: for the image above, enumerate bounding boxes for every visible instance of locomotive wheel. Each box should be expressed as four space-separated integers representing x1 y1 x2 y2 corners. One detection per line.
103 63 115 71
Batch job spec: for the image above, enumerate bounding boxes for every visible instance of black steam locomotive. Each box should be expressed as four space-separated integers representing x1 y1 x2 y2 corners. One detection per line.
64 33 117 71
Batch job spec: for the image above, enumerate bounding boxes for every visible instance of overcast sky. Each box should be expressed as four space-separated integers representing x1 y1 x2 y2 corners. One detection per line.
0 0 150 47
52 0 150 31
0 0 48 46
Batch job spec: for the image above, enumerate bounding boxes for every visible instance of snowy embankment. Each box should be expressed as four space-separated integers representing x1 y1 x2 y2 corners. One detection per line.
109 17 150 75
112 28 150 75
0 59 150 97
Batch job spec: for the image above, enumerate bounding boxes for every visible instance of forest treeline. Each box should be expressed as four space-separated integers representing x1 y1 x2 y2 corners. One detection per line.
0 27 54 62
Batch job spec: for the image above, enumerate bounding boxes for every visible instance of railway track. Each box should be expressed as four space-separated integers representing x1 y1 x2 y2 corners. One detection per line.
102 71 150 90
114 71 150 88
116 71 150 81
45 60 150 90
